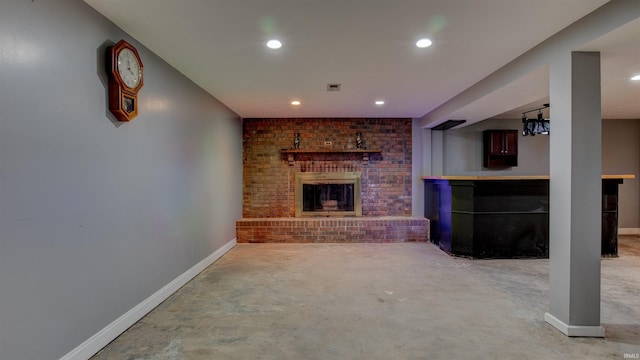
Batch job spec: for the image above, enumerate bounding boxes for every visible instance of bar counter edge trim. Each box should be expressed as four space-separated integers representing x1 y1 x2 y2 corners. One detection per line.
421 174 635 181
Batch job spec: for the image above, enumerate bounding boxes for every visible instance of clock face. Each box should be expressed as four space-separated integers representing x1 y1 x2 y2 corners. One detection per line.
117 48 141 89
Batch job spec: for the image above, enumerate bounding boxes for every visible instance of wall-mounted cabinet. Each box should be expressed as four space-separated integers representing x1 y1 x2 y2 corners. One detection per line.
483 129 518 168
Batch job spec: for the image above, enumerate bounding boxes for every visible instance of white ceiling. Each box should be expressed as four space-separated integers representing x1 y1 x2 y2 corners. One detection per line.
83 0 640 125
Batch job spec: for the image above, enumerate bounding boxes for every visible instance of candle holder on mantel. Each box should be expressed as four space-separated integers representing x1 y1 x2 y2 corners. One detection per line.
293 133 300 150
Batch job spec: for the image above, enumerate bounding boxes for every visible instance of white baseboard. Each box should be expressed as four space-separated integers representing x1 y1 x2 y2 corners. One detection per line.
59 238 237 360
544 312 605 337
618 228 640 235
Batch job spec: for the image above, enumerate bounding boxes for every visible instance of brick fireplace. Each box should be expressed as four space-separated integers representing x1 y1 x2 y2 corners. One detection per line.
237 118 428 243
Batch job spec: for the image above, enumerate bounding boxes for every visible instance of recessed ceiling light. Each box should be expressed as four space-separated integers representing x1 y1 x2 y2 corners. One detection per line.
291 100 301 106
375 100 385 106
416 38 432 48
631 75 640 81
266 39 282 49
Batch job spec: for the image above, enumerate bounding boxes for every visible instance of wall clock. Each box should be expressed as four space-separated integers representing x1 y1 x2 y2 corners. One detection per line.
107 39 143 121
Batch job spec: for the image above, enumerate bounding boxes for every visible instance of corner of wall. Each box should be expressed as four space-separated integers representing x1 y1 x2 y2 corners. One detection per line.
59 239 237 360
412 119 426 217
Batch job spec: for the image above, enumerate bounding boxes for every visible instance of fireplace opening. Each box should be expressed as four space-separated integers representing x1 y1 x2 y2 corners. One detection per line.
295 172 362 217
303 183 354 212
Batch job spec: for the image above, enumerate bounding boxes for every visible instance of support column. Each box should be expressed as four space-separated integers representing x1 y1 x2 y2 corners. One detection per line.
431 130 444 176
545 51 604 337
422 128 432 176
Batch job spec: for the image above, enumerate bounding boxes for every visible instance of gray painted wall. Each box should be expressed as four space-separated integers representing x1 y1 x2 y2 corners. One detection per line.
0 1 242 359
602 119 640 228
436 118 640 227
442 118 550 176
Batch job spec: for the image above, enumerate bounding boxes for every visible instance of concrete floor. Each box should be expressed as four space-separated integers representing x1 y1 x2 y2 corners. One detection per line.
92 236 640 359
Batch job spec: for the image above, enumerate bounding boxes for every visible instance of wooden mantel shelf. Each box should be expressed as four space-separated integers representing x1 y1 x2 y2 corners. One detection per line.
281 149 381 154
281 149 382 166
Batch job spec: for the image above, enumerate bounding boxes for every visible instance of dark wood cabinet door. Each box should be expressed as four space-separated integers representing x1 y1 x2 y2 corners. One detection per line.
488 131 503 155
502 130 518 155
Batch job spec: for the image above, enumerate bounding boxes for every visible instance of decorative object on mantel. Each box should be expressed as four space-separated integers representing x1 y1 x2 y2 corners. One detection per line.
355 132 366 150
294 133 300 149
522 103 550 136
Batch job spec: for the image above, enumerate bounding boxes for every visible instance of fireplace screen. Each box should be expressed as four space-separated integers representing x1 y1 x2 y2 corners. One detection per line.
295 172 362 217
303 183 354 212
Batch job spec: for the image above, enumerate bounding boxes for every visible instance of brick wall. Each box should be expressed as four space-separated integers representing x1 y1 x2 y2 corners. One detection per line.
242 118 413 217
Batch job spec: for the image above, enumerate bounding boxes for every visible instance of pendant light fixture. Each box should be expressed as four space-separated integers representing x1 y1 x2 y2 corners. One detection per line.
522 103 550 136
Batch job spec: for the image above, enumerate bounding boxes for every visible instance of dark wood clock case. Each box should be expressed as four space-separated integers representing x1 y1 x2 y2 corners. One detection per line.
107 40 143 122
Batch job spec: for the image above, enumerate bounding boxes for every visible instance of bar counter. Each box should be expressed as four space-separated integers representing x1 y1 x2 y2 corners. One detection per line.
422 175 634 258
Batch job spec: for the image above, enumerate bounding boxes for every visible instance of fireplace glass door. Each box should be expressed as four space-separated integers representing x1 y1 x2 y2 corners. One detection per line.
303 183 354 213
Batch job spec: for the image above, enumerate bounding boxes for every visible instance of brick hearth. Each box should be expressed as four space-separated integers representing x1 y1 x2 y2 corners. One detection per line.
236 217 429 243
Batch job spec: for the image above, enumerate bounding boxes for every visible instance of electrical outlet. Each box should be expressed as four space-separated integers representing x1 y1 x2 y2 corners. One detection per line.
324 141 332 146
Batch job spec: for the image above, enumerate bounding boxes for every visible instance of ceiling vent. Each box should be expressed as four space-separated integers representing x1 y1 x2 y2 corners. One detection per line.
326 83 341 91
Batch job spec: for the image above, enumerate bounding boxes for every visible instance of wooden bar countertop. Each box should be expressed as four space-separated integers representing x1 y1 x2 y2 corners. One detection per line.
421 174 635 181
